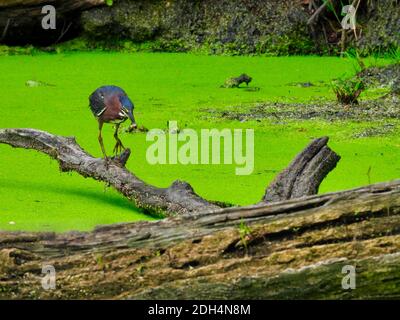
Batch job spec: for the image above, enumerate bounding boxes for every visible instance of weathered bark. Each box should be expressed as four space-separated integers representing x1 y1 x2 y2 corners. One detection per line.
263 137 340 203
0 180 400 299
0 128 219 216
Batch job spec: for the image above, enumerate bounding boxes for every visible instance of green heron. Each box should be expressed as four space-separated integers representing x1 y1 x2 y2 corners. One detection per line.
89 85 137 159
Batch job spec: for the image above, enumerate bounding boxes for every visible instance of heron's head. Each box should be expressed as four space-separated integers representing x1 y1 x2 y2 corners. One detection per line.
120 95 137 130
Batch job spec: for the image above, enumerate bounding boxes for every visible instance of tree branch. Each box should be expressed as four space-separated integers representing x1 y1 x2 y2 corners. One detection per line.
307 1 328 25
0 128 220 216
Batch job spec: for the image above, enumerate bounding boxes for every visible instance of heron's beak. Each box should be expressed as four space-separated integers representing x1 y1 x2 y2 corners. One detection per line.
128 112 137 132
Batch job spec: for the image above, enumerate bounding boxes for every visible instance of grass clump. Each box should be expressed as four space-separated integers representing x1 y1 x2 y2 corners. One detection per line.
332 77 365 105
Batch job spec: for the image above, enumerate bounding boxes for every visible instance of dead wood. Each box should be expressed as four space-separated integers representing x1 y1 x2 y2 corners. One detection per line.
263 137 340 203
0 180 399 299
0 128 219 216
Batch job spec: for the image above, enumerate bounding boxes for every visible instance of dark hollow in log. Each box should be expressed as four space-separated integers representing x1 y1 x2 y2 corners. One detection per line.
0 0 104 19
0 0 105 45
263 137 340 203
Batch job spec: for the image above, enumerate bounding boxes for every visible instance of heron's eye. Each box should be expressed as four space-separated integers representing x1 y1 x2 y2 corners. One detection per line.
100 94 104 99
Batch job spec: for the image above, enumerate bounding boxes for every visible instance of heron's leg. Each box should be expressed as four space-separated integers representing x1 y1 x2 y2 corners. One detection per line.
113 123 125 155
98 121 108 160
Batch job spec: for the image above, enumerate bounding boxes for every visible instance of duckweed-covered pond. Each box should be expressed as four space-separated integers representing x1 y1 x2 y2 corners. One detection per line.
0 52 398 231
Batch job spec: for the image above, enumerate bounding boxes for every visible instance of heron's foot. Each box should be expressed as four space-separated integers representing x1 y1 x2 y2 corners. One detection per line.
114 148 131 167
103 156 123 169
113 140 125 155
102 156 111 168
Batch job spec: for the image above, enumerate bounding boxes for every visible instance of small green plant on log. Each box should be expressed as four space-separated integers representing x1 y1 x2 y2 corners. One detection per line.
238 218 253 251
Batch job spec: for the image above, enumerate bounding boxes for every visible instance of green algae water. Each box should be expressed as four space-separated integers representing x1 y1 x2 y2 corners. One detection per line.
0 52 398 232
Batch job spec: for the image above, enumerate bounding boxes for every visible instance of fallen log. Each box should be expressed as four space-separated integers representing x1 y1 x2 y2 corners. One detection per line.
1 127 398 299
0 179 399 299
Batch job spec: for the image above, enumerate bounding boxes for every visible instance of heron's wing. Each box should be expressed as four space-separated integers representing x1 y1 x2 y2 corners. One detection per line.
89 90 107 117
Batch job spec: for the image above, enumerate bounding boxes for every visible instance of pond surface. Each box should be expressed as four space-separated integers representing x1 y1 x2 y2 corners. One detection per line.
0 52 398 231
